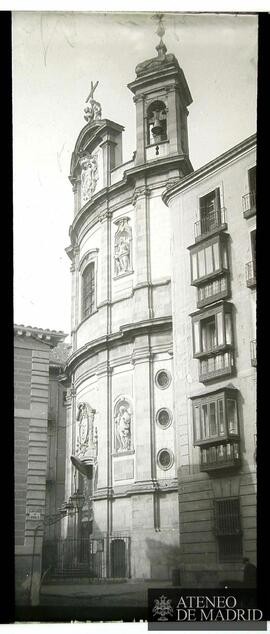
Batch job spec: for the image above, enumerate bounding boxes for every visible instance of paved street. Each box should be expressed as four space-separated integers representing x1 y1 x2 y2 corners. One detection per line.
40 580 172 607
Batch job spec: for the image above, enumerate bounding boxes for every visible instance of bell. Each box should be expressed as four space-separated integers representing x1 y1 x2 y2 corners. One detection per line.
151 112 162 138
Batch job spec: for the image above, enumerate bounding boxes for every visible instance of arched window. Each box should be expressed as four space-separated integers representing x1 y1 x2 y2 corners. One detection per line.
82 262 95 319
147 100 167 145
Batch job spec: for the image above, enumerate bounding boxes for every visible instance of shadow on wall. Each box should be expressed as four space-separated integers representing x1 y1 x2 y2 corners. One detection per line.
176 450 257 589
145 538 181 581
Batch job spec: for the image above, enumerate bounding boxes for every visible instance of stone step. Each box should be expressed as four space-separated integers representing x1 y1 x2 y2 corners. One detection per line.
45 575 129 585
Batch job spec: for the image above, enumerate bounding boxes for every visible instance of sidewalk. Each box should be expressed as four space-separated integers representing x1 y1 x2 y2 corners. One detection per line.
40 579 173 607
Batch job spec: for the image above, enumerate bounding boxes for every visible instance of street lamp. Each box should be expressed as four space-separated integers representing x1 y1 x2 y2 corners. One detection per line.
69 489 85 511
69 490 85 566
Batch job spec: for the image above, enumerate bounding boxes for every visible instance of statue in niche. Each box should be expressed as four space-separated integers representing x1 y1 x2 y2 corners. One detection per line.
114 218 132 277
70 401 97 478
84 81 102 123
114 399 132 453
80 154 98 203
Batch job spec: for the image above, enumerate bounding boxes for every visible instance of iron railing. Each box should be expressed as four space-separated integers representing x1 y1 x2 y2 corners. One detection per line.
250 339 257 366
242 191 256 214
42 535 131 579
194 207 226 239
246 260 256 286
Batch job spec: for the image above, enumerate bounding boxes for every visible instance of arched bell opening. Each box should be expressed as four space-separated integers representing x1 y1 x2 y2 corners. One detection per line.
147 100 167 145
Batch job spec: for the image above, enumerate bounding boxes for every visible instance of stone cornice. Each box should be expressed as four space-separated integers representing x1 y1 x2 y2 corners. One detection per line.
93 478 178 500
163 133 257 206
128 60 192 107
69 153 193 241
64 315 172 376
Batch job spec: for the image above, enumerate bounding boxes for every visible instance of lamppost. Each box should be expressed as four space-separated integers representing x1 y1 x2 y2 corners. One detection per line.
68 489 85 565
69 489 85 513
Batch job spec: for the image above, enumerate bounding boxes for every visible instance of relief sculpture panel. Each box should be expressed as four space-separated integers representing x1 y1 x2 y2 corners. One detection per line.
114 217 132 278
114 397 133 453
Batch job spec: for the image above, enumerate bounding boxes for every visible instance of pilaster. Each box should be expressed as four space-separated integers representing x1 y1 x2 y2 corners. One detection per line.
132 186 152 322
98 209 112 334
134 96 146 166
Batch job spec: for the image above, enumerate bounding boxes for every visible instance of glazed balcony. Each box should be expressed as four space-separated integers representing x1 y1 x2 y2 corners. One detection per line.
242 191 256 219
200 440 241 473
191 301 234 383
246 260 256 288
194 208 227 242
199 349 234 383
250 339 257 367
192 387 241 473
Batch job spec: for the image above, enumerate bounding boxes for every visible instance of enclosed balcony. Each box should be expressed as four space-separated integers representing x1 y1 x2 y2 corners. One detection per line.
200 440 241 472
189 233 230 309
199 350 234 383
192 387 241 473
191 301 234 382
194 207 227 242
246 260 256 288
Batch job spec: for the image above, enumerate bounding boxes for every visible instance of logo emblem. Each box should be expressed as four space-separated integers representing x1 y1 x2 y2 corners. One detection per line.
152 594 174 621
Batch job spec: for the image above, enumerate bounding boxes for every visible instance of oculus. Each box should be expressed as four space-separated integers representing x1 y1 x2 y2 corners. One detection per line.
157 448 174 471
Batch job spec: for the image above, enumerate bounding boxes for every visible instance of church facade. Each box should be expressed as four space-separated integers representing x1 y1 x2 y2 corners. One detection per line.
62 34 193 580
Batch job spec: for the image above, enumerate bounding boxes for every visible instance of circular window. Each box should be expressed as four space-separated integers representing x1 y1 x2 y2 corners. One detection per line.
155 369 171 390
156 408 172 429
157 448 174 471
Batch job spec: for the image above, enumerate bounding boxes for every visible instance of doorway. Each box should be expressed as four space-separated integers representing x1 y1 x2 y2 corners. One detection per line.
111 539 126 578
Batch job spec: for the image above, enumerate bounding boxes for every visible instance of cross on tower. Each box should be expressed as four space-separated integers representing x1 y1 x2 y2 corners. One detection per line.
86 81 99 103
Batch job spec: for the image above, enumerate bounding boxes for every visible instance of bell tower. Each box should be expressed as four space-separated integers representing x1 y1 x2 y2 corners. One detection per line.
128 15 193 173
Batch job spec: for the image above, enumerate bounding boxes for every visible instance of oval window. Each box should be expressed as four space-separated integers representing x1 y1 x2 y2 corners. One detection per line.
157 448 174 471
156 408 172 429
155 369 171 390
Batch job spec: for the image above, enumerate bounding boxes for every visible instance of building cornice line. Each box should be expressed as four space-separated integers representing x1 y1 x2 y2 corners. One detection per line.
69 154 193 240
64 316 172 375
162 133 257 205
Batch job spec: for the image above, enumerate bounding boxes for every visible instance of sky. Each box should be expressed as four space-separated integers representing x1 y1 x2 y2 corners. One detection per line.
13 11 258 337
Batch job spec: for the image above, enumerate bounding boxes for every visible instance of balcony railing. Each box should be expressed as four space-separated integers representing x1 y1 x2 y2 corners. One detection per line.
200 441 241 473
246 260 256 288
242 191 256 218
250 339 257 367
194 208 226 241
199 350 234 383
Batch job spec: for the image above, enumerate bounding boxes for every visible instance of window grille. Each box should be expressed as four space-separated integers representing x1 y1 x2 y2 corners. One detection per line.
215 498 242 562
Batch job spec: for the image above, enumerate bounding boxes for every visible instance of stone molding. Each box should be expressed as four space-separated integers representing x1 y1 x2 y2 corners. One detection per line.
69 154 192 239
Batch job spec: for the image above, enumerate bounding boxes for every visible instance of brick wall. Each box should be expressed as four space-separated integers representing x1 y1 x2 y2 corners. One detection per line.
15 416 30 545
14 348 32 409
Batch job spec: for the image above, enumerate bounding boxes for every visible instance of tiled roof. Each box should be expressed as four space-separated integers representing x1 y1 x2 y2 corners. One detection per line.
49 342 72 367
14 324 67 347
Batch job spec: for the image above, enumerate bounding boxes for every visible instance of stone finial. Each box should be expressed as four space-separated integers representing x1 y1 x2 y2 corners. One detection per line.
84 80 102 123
154 13 167 58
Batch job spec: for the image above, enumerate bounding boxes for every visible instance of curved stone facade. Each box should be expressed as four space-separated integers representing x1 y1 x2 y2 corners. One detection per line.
62 44 193 579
